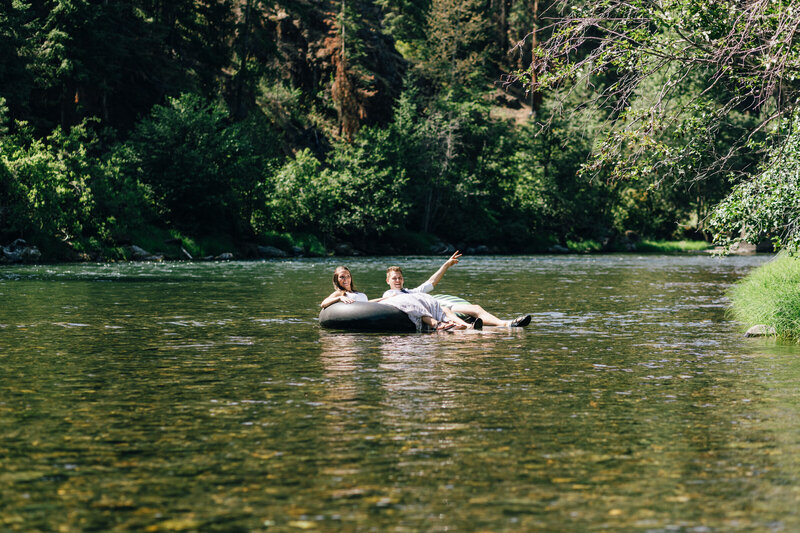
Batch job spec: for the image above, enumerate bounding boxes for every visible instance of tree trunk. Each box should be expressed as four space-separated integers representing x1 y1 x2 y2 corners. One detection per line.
530 0 542 115
232 0 252 120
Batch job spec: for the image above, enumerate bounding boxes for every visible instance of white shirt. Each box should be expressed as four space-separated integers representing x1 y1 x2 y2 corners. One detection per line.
347 291 368 302
382 281 434 299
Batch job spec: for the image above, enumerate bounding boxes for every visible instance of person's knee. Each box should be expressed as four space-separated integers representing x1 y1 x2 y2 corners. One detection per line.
462 304 485 315
452 303 480 315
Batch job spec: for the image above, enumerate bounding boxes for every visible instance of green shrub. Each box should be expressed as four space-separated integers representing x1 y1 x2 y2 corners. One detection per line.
259 231 294 251
566 239 602 253
192 234 236 257
291 233 326 256
710 114 800 253
266 149 332 234
124 93 268 236
257 231 326 256
0 121 100 248
92 142 159 240
322 127 410 236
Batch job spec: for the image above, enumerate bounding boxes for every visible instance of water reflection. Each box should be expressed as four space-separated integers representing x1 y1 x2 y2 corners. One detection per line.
4 254 800 531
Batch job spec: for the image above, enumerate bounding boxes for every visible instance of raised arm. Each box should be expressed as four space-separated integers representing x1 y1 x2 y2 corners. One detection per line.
424 251 462 288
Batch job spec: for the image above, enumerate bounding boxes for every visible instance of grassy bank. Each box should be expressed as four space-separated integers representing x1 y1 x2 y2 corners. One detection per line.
636 240 711 253
728 253 800 340
562 239 711 254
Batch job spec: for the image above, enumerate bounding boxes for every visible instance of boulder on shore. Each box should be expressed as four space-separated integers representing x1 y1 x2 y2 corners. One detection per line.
334 243 364 256
429 242 456 255
257 245 289 258
744 324 777 337
1 239 42 263
127 245 163 262
548 244 570 254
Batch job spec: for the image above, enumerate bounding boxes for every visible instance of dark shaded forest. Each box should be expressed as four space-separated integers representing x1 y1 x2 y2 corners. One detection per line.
0 0 786 260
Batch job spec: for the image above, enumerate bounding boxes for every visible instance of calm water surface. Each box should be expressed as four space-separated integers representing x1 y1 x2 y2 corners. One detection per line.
1 254 799 532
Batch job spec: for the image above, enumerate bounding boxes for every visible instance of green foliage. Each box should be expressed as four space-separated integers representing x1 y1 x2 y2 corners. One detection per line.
384 229 439 253
388 87 506 239
710 115 800 253
189 234 237 258
119 227 238 259
566 239 602 253
0 2 32 119
533 0 795 186
610 186 681 239
267 130 410 240
92 141 159 240
259 231 326 256
517 89 616 241
376 0 430 48
0 120 99 246
293 234 325 256
635 240 710 253
728 253 800 340
0 0 754 260
122 227 184 259
266 148 330 234
322 127 410 236
417 0 491 93
123 93 268 236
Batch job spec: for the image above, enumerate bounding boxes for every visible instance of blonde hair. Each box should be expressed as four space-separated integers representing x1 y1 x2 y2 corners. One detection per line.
386 266 403 276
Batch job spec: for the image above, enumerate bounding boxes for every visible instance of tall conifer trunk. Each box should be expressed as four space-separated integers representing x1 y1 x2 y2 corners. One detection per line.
530 0 542 115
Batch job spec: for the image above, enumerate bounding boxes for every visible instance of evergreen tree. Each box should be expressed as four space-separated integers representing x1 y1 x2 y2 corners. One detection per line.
418 0 491 93
0 1 34 123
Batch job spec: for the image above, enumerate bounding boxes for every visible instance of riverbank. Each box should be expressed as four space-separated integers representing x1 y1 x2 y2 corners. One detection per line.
0 231 714 264
728 253 800 340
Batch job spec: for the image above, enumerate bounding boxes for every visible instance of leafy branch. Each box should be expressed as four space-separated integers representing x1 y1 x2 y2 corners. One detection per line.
511 0 800 182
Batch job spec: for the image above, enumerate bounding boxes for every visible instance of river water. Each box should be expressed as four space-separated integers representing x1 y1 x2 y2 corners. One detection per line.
1 254 798 531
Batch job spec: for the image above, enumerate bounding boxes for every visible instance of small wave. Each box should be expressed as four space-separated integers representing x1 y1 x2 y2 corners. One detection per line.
226 336 255 345
253 318 306 324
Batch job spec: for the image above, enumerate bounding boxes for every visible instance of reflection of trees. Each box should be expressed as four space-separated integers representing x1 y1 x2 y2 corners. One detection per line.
318 331 377 402
314 330 513 527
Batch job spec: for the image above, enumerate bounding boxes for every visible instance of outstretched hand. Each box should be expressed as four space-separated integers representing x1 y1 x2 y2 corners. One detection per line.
427 250 463 288
444 250 462 268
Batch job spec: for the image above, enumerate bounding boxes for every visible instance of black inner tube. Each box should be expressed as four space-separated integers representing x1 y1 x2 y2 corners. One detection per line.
319 301 416 332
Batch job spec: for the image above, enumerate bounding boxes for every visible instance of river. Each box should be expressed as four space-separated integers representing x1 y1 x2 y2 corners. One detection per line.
2 254 798 531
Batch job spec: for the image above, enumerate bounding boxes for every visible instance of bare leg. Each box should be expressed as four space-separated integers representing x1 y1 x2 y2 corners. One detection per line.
442 308 472 329
449 303 511 327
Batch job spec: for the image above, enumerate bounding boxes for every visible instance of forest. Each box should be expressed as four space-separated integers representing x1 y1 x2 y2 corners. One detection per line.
0 0 798 261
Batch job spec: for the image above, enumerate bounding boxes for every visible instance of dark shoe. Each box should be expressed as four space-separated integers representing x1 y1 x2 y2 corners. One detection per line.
510 315 531 327
472 318 483 330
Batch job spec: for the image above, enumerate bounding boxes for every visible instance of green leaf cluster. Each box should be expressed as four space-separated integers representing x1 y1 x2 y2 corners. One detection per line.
710 115 800 253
